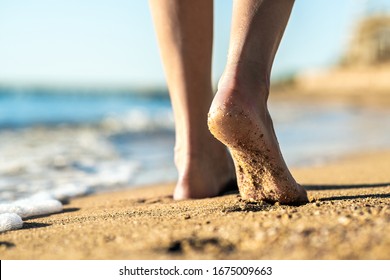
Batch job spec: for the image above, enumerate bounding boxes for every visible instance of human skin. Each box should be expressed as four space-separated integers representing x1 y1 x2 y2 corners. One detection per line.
149 0 235 199
150 0 308 204
208 0 308 204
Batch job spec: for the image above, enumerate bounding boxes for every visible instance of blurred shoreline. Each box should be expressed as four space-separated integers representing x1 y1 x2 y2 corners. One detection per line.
1 87 390 205
271 64 390 108
0 83 170 99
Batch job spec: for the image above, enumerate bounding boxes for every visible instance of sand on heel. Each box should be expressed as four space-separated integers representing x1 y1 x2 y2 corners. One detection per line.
208 100 308 205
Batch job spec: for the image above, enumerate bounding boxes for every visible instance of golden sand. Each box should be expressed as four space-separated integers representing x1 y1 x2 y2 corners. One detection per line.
1 150 389 259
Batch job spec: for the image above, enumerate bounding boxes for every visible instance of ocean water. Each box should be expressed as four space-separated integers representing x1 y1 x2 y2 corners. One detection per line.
1 88 390 205
0 88 176 205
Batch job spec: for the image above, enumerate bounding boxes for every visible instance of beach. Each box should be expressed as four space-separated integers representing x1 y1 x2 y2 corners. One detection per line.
1 88 389 260
1 89 389 204
1 149 389 260
0 0 389 264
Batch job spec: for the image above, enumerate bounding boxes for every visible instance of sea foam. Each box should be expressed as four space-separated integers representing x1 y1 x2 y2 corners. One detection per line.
0 199 63 232
0 199 63 219
0 213 23 232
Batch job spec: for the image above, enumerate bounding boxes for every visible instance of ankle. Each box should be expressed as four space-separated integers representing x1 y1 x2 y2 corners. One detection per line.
223 61 270 89
217 63 270 107
174 138 228 170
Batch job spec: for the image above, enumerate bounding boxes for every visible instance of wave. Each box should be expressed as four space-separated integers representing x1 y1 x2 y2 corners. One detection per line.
99 108 174 133
0 88 174 131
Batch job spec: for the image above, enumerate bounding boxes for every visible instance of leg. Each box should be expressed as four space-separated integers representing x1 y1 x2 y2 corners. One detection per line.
149 0 235 199
208 0 308 204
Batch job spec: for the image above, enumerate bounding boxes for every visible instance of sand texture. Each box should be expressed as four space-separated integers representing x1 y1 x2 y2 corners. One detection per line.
1 150 390 260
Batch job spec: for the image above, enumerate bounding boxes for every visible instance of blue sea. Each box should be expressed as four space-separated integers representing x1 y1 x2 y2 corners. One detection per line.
1 87 390 203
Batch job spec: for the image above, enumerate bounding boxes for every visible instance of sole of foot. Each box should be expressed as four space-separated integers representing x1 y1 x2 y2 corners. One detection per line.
208 86 308 205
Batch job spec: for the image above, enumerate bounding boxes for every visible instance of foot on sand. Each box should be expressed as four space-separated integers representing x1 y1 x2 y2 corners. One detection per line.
208 72 308 205
173 136 236 200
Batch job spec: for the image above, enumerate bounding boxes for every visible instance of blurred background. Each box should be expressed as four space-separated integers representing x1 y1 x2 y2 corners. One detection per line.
0 0 389 203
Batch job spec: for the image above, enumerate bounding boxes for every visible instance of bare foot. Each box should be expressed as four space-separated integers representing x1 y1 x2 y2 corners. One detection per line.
173 135 236 200
208 72 308 205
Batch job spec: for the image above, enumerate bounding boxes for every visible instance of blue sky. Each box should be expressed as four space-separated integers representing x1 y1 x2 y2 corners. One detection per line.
0 0 384 88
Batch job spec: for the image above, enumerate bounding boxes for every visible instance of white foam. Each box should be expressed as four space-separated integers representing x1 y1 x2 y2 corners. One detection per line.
0 213 23 232
0 199 63 219
31 183 93 201
102 108 174 132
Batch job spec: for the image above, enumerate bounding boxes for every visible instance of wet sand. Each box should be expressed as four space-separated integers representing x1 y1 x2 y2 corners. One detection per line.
1 150 389 260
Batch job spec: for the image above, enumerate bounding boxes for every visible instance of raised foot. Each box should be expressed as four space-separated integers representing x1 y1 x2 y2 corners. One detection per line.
208 90 308 205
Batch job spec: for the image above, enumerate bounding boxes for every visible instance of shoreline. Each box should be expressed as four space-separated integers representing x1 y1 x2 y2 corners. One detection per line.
1 149 389 259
